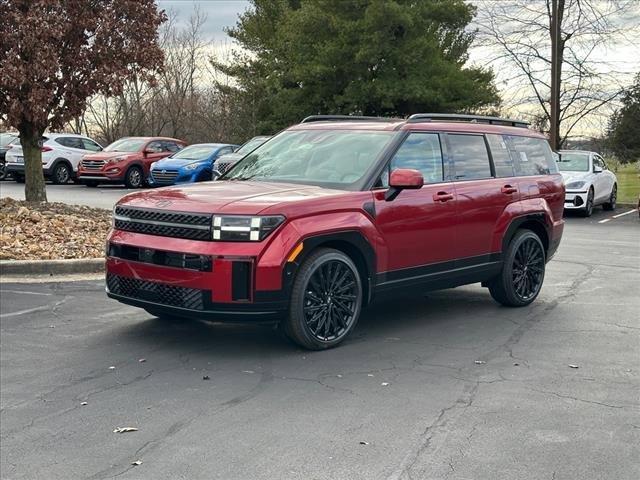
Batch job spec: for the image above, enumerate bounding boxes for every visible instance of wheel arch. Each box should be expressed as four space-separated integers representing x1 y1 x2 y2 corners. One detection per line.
285 231 376 306
502 214 550 258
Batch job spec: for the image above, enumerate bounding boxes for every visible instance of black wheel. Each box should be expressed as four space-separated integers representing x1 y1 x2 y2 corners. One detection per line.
84 180 98 187
489 230 546 307
52 162 71 184
580 188 594 217
0 162 6 181
125 166 143 188
283 248 363 350
602 184 617 211
15 175 25 183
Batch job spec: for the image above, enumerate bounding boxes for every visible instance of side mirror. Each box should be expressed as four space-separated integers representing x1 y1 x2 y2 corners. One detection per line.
385 168 424 201
211 169 222 181
593 165 603 173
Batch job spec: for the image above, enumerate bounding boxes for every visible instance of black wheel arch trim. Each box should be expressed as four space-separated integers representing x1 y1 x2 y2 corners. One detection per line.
501 213 551 258
281 230 376 305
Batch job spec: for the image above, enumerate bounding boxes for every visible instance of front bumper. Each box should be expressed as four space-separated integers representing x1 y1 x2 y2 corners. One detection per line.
105 230 292 321
563 191 588 209
78 166 125 182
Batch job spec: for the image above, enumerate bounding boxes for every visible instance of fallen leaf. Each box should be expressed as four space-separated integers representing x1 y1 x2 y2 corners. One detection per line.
474 360 486 365
138 358 146 363
132 460 142 466
81 401 88 406
367 374 374 377
359 441 369 445
381 382 390 386
202 375 210 380
108 366 116 370
242 370 255 374
113 427 138 433
568 364 579 369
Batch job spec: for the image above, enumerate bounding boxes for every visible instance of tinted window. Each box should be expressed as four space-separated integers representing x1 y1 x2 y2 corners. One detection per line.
81 138 101 151
147 141 163 153
389 133 443 184
486 134 514 177
163 141 181 152
448 134 491 180
508 136 558 176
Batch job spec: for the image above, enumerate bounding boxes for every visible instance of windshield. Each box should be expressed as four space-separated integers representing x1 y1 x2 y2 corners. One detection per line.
104 138 147 153
224 129 393 187
557 152 590 172
236 137 269 155
171 145 216 161
0 133 18 148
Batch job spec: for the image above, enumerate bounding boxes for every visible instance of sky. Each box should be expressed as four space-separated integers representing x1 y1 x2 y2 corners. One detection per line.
156 0 640 137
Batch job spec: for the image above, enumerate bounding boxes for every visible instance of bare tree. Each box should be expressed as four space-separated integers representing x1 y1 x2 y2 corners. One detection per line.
475 0 640 149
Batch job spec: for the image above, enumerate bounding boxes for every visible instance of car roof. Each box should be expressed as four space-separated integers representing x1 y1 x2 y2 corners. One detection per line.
45 132 94 139
289 119 546 138
116 136 186 142
184 143 237 148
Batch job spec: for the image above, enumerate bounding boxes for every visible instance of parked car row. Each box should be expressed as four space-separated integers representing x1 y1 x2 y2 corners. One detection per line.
0 133 271 188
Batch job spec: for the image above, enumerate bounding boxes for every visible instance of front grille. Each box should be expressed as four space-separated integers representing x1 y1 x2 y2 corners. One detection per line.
114 206 212 241
151 170 179 183
82 159 105 170
108 243 212 271
107 273 205 310
216 161 235 174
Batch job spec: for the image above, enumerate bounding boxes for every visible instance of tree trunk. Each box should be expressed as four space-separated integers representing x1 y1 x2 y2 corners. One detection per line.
19 124 48 202
549 0 564 151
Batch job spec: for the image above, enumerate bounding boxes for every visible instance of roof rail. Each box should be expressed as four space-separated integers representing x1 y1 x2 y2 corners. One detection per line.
300 115 402 124
407 113 529 128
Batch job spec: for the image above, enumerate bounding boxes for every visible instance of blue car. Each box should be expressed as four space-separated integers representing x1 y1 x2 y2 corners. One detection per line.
148 143 238 186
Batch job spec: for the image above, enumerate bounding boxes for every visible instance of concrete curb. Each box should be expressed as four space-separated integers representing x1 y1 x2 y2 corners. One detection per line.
0 258 104 276
617 202 638 209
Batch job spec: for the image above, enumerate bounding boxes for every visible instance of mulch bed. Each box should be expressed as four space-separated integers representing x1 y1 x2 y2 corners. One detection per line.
0 198 111 260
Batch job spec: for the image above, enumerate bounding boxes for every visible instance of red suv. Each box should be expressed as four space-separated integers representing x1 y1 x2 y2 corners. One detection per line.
78 137 187 188
106 114 564 349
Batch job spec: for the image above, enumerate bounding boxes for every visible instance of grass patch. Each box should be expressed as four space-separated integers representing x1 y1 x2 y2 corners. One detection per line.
612 162 640 204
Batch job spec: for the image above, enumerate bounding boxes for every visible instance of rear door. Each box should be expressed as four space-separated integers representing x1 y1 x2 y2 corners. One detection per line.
446 133 516 261
593 155 613 202
373 132 457 279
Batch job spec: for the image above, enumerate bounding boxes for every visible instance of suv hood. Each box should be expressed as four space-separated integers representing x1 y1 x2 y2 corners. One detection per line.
118 181 348 215
84 151 136 160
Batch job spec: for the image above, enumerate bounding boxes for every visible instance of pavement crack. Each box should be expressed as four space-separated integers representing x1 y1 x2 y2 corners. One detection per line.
530 388 628 409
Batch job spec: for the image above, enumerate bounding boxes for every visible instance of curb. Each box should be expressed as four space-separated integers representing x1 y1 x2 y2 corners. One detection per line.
0 258 104 276
617 203 638 209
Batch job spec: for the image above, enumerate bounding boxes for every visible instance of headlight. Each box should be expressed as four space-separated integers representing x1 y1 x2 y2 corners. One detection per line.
566 181 585 189
212 215 285 241
107 156 125 164
184 162 199 171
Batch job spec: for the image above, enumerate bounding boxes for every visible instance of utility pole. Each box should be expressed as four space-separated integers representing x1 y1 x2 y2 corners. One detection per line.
549 0 563 150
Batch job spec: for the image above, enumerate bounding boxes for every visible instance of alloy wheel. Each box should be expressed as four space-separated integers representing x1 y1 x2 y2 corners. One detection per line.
585 189 594 216
512 238 545 301
55 164 70 184
127 168 142 188
303 260 359 342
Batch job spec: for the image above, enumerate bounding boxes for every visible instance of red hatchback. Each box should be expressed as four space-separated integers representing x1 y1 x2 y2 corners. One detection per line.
78 136 187 188
105 114 564 349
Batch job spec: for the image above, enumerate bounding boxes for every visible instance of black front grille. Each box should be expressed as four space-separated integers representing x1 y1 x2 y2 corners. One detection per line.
151 170 179 183
107 273 206 310
114 206 212 241
108 243 212 271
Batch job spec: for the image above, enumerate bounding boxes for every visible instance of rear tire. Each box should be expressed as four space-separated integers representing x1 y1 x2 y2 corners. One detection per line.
489 230 546 307
0 162 6 181
282 248 363 350
15 175 25 183
125 166 143 188
52 162 71 184
602 184 617 211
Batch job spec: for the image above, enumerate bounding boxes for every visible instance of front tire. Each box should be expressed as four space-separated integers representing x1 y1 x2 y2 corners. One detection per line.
489 230 546 307
602 184 617 211
84 180 98 188
580 188 594 217
283 248 363 350
124 166 143 188
52 162 71 184
14 175 25 183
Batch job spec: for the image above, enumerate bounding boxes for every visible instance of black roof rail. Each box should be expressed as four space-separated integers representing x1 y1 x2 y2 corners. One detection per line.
300 115 402 124
407 113 529 128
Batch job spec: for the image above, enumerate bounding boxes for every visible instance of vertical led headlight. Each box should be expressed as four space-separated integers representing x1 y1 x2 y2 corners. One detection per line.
212 215 285 241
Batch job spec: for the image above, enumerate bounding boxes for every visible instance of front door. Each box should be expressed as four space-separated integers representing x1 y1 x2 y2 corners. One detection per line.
373 132 457 284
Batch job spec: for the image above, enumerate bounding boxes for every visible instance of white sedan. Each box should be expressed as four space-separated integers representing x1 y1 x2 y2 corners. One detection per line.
557 150 617 217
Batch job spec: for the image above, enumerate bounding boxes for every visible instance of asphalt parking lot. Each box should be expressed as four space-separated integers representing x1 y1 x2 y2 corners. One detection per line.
1 208 639 480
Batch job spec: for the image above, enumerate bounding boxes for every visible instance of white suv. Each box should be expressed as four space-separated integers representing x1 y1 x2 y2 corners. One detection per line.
5 133 103 184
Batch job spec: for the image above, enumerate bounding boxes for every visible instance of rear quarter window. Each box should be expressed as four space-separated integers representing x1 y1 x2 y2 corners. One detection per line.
507 135 558 176
486 134 515 177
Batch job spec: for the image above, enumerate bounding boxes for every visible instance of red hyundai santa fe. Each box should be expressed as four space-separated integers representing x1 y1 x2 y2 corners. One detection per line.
106 114 564 349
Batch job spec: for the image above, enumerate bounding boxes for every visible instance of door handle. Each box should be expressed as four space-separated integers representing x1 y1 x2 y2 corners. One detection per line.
501 185 518 194
433 191 454 202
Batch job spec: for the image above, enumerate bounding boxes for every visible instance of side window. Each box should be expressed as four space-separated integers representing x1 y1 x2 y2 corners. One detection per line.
507 136 557 176
81 138 102 152
387 132 444 185
448 134 491 180
219 147 233 156
163 141 181 153
147 141 163 153
486 134 514 177
55 138 70 148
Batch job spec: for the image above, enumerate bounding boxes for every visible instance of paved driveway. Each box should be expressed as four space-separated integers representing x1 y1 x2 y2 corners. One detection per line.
1 210 638 480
